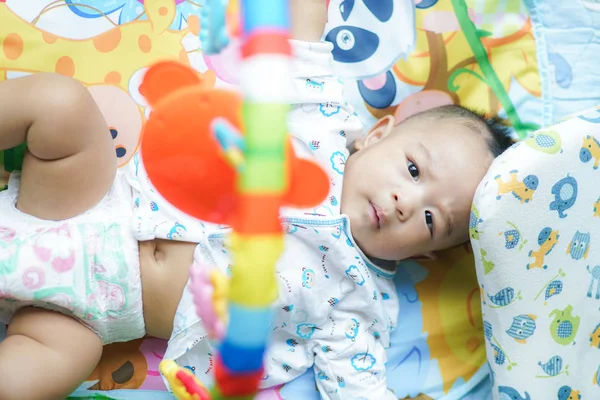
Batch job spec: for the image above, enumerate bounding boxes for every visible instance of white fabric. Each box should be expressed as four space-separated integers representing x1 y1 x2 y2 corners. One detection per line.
471 107 600 400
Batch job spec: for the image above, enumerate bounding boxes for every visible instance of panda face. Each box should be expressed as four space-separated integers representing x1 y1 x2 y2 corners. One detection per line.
324 0 416 79
326 26 379 63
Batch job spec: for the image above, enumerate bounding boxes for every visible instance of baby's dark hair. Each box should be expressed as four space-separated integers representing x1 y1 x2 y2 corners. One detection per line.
411 104 516 157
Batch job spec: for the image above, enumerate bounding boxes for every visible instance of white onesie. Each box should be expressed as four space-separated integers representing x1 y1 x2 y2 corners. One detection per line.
129 41 400 399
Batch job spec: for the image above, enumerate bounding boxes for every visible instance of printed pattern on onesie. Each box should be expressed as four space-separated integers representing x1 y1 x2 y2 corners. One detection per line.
264 219 398 399
283 40 363 219
187 216 398 400
125 151 225 243
471 106 600 400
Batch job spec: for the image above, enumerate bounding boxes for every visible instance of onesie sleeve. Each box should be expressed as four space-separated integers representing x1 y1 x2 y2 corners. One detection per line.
287 40 362 161
284 40 363 216
313 322 397 399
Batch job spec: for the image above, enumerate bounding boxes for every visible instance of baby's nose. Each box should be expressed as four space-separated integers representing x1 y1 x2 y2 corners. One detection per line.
392 193 412 221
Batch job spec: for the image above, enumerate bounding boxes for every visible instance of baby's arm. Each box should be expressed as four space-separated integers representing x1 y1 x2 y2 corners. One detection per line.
290 0 328 42
285 0 362 213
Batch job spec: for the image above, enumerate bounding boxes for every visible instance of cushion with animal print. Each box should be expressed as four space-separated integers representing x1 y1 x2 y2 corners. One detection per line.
471 105 600 400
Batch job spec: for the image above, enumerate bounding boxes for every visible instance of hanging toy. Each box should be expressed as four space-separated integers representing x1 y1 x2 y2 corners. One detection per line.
160 360 211 400
189 262 229 340
141 0 329 399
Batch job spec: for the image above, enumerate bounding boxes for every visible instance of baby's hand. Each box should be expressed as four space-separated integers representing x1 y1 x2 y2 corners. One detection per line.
290 0 328 42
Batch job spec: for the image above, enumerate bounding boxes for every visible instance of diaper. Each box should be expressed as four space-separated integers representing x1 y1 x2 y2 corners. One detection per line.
0 170 145 344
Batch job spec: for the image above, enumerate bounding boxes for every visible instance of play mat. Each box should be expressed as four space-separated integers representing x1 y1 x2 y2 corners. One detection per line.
2 0 599 399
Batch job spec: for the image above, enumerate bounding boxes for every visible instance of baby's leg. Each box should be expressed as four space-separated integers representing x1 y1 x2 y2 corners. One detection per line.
0 74 112 395
0 307 102 400
0 73 116 220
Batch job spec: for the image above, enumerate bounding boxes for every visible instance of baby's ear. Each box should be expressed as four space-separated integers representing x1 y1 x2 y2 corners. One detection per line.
355 115 395 150
139 61 212 108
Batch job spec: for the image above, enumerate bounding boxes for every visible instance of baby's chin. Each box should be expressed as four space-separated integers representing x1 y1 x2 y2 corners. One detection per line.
353 235 397 262
360 236 426 263
347 217 391 259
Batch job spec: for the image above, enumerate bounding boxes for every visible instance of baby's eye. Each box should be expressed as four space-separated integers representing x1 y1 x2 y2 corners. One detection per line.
407 161 419 180
425 211 434 236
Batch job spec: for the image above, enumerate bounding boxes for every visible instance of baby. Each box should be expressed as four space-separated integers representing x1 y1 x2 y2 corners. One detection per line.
0 2 513 399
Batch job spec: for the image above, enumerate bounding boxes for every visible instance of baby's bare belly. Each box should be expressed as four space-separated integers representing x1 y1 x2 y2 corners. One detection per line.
139 239 196 339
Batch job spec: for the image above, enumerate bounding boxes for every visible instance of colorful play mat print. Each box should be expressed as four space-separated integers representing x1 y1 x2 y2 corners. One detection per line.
324 0 542 141
3 0 596 399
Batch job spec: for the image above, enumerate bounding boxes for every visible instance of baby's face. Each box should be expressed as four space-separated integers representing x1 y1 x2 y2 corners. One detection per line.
341 117 493 261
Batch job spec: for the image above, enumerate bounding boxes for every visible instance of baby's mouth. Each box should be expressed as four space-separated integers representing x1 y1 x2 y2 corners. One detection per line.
369 201 382 229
